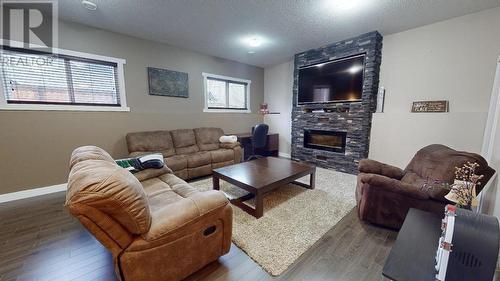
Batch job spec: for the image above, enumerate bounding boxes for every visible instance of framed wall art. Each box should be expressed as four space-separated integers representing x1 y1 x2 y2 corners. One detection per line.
147 67 188 98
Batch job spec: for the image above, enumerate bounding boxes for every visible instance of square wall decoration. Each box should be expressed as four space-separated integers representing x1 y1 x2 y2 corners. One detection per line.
147 67 189 98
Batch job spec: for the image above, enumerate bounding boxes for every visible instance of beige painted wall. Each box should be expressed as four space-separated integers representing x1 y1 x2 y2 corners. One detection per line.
478 62 500 218
371 7 500 167
0 21 264 194
263 61 294 157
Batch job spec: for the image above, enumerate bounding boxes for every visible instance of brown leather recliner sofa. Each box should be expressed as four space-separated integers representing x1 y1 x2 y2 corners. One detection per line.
65 146 232 281
126 127 242 180
356 144 495 230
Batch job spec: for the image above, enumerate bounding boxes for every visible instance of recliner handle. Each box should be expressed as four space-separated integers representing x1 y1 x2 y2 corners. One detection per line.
203 226 217 236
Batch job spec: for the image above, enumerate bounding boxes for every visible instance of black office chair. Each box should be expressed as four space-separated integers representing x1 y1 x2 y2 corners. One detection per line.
247 123 269 161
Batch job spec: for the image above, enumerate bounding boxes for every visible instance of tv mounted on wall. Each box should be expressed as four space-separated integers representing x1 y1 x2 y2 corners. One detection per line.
298 54 365 104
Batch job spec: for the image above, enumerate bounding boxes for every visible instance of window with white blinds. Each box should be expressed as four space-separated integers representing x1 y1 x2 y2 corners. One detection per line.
0 46 128 111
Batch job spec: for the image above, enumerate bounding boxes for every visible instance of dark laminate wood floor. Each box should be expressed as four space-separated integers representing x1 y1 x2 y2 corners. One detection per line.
0 192 396 281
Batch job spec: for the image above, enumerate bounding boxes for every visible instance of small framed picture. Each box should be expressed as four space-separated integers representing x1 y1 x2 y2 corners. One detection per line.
411 100 449 113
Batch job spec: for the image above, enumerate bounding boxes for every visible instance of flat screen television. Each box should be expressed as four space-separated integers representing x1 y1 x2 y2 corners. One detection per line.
298 54 365 104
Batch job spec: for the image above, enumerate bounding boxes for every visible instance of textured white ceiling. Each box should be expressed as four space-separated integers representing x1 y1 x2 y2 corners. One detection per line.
58 0 500 68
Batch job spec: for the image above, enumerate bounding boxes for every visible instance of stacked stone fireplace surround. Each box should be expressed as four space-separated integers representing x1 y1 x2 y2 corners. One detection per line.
291 31 383 174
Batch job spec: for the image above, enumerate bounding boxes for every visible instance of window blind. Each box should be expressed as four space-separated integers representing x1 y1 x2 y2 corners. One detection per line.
0 47 120 106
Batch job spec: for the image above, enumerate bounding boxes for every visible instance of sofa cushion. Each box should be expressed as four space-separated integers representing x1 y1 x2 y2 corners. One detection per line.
142 190 228 241
400 171 425 187
141 178 182 210
66 158 152 235
126 131 175 158
210 149 234 163
133 166 172 182
159 173 199 198
194 127 224 151
170 129 200 155
359 172 429 200
401 172 449 202
212 160 234 170
187 151 212 168
173 169 188 180
142 174 200 213
164 155 188 171
188 164 212 179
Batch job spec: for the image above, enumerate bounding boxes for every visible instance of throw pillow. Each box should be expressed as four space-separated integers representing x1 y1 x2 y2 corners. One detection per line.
116 153 164 173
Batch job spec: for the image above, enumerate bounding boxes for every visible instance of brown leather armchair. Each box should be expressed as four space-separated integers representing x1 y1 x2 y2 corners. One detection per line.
65 146 232 281
356 144 495 230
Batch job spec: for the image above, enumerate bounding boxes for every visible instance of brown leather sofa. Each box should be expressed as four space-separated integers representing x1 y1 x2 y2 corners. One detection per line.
126 127 242 180
66 146 232 281
356 144 495 230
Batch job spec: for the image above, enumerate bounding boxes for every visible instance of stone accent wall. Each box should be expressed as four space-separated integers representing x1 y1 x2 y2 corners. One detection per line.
291 31 383 174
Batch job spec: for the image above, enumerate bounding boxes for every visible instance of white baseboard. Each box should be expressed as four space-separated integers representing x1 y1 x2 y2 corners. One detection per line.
0 183 67 204
279 152 291 158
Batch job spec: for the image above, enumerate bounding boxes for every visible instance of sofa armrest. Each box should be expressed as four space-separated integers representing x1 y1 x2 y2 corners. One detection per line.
141 190 229 242
358 159 405 180
220 142 243 163
219 142 241 149
358 173 429 200
133 166 172 182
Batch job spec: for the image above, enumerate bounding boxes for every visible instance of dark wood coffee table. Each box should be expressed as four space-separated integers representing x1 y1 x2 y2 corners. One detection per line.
212 157 316 218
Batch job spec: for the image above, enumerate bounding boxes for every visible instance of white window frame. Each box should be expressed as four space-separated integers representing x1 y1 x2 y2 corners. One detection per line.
0 40 129 112
202 72 251 113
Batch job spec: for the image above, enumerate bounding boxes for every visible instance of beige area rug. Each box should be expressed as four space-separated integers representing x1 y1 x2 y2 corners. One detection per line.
190 167 356 276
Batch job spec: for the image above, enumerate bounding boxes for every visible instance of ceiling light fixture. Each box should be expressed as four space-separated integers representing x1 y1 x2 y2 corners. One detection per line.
81 0 98 11
325 0 361 11
247 36 262 48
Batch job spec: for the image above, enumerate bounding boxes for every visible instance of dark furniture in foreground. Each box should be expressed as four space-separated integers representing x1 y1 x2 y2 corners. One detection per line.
212 157 315 218
382 208 443 281
356 144 495 229
236 132 279 160
383 208 499 281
